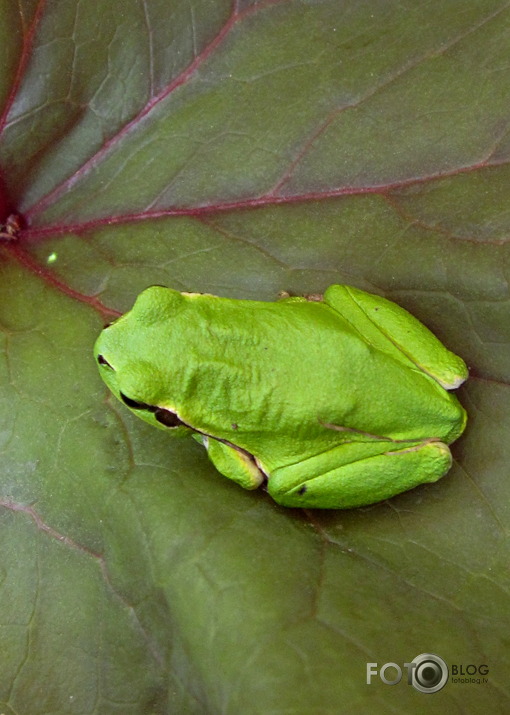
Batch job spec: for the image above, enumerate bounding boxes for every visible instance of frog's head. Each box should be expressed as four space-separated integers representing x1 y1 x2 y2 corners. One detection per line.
93 287 192 436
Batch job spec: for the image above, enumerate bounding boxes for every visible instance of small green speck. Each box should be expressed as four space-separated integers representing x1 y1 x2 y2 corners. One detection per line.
47 252 57 264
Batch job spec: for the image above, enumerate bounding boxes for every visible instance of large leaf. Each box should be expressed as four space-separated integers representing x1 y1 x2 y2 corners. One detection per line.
0 0 508 711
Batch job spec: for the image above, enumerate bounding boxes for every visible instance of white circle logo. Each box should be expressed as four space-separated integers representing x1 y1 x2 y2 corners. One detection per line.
410 653 448 693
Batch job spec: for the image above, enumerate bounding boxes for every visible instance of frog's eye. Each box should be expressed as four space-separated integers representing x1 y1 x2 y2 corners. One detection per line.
154 408 185 428
120 392 153 410
118 392 185 428
97 354 113 369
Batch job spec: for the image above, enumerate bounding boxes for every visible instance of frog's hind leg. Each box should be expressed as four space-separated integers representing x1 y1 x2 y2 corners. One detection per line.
323 285 467 390
197 435 265 489
268 439 452 509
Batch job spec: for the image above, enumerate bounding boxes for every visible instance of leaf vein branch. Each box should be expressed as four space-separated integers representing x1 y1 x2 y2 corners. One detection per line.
0 498 166 668
25 0 290 220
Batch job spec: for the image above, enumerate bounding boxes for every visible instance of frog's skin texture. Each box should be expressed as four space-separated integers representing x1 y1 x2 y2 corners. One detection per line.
94 285 468 509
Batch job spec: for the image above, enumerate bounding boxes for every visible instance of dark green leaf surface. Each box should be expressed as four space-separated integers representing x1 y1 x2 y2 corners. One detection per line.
0 0 509 712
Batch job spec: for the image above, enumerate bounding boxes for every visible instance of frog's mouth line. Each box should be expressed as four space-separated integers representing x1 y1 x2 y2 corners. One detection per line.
118 390 267 478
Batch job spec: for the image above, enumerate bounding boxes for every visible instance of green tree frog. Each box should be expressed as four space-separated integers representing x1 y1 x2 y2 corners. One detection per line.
94 285 468 509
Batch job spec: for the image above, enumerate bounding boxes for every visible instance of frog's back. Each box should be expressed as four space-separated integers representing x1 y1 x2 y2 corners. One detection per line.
165 293 462 453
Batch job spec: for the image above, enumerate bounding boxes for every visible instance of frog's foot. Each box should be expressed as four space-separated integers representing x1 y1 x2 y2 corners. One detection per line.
267 439 452 509
199 435 265 489
323 285 468 390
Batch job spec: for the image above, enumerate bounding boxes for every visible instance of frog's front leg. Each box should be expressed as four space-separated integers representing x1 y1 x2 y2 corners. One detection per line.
267 439 452 509
323 285 468 390
195 435 265 489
